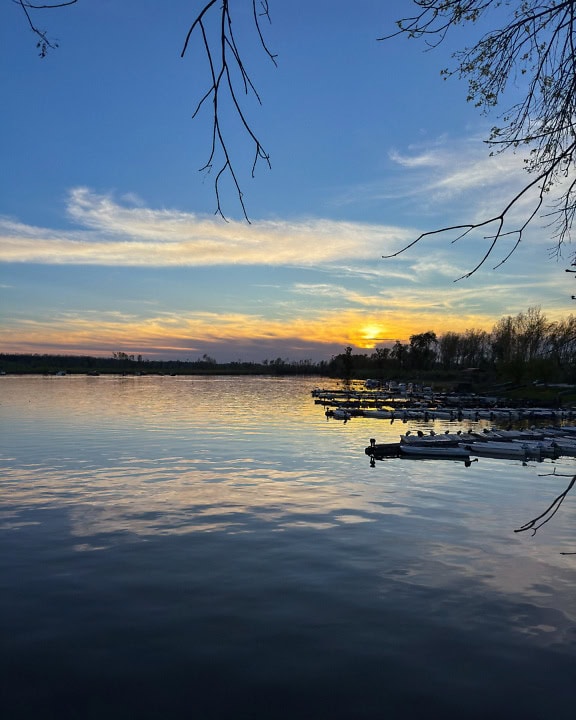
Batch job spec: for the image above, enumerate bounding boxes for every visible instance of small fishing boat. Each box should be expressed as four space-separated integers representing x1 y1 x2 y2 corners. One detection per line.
459 441 529 459
362 409 395 419
365 441 401 458
328 408 352 421
400 444 470 459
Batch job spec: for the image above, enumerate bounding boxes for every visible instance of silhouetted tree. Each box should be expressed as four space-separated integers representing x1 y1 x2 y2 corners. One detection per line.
409 331 438 370
371 347 391 379
389 340 407 371
385 1 576 274
438 331 462 370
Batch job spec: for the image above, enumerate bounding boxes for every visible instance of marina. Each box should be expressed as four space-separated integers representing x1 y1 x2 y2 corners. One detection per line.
310 384 576 464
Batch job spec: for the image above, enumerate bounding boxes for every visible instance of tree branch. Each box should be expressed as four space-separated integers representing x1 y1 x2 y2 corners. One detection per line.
515 471 576 537
181 0 276 221
381 1 576 277
14 0 78 57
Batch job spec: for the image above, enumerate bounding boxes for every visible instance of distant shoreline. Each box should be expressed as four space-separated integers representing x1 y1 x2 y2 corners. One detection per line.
0 353 328 377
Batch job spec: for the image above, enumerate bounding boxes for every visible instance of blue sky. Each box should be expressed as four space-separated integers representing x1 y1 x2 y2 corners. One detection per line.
1 0 574 362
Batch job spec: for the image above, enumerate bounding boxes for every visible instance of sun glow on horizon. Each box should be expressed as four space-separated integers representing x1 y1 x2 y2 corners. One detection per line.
0 307 506 362
356 324 387 349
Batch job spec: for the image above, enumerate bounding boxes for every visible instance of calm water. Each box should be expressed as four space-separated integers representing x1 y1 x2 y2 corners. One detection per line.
1 375 576 719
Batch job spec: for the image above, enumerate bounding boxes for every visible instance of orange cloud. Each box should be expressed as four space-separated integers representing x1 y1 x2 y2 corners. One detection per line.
0 308 500 360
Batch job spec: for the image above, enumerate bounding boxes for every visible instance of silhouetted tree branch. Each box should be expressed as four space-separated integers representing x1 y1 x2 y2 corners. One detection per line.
181 0 277 221
15 0 78 57
13 0 576 253
515 470 576 536
383 1 576 275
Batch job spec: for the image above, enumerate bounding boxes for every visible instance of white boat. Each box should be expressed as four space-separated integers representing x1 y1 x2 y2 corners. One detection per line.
362 409 395 419
327 408 352 421
400 444 470 458
490 429 545 440
459 441 529 459
550 438 576 456
400 433 460 447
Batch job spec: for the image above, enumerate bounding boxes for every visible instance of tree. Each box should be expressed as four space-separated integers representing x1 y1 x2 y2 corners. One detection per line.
371 347 391 379
460 329 491 367
438 331 462 369
409 331 438 370
389 340 407 370
14 0 275 222
341 345 354 382
384 1 576 277
15 1 576 268
180 0 276 221
184 0 576 267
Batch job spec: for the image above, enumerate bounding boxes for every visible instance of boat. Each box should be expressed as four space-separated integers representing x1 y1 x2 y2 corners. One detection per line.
400 444 470 459
365 441 401 458
327 408 353 421
400 436 460 449
362 409 395 419
458 441 529 459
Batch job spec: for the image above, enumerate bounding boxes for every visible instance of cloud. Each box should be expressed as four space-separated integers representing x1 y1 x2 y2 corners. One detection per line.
0 188 413 268
339 134 533 218
0 304 506 360
1 134 573 363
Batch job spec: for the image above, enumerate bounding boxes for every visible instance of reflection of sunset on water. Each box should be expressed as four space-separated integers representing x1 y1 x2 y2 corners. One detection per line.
2 373 576 720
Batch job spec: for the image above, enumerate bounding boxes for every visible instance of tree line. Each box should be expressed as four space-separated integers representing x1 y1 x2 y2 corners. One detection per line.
330 307 576 385
2 307 575 384
0 353 330 377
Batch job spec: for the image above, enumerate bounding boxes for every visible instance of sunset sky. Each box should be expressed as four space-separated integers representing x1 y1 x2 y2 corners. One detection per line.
1 0 575 362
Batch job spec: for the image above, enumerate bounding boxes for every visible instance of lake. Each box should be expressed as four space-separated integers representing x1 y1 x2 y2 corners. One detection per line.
1 375 576 719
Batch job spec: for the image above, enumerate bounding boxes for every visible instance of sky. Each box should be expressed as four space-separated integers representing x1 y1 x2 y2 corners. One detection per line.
1 0 575 363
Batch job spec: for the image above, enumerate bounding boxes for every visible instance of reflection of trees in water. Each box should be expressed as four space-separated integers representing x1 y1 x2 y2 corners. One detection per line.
515 471 576 555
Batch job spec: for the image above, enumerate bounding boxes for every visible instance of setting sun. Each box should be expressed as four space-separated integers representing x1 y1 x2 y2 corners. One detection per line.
357 324 386 349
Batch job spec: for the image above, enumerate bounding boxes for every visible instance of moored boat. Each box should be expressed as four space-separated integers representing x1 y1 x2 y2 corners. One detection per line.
459 441 529 459
400 444 470 459
365 441 401 458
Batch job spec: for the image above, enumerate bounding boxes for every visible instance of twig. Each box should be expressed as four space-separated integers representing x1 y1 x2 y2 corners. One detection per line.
515 471 576 536
14 0 78 57
181 0 276 221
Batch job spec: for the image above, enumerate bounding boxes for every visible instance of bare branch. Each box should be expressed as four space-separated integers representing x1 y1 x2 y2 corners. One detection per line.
181 0 276 221
515 471 576 536
383 1 576 277
383 161 555 279
14 0 78 57
18 1 78 7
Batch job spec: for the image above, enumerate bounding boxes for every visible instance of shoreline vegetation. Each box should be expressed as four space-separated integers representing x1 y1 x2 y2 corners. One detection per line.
3 305 576 405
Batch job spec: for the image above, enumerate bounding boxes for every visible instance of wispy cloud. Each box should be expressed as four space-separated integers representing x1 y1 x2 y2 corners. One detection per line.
337 134 531 216
1 132 573 362
0 304 506 359
0 188 412 268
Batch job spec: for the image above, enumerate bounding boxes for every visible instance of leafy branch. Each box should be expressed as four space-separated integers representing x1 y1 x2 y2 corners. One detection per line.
382 1 576 275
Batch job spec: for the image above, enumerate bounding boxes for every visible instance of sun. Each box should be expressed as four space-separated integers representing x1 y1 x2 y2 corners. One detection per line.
357 324 385 349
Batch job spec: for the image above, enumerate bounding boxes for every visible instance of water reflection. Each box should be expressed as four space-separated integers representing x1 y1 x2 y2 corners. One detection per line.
2 376 576 718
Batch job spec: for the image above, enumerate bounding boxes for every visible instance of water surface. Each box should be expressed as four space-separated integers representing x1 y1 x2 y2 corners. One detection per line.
1 376 575 718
